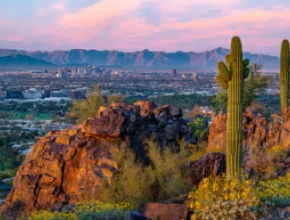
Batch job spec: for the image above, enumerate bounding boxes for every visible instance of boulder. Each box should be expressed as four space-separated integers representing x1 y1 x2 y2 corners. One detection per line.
143 203 189 220
0 102 192 219
190 152 226 185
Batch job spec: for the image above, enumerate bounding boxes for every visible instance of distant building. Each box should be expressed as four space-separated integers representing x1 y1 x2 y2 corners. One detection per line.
6 90 23 99
172 69 177 77
0 91 5 100
67 88 86 99
43 89 51 98
192 73 199 82
23 88 44 99
84 65 93 75
56 68 71 79
51 90 68 98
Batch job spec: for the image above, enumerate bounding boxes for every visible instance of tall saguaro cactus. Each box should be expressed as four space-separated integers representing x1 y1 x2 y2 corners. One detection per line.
280 39 290 114
215 36 250 180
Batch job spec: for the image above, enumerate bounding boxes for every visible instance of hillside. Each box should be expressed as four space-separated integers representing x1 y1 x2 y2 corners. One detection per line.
0 55 54 68
0 48 280 71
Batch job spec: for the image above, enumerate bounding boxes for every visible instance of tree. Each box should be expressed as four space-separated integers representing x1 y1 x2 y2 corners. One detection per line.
213 64 273 110
243 64 273 107
67 86 124 123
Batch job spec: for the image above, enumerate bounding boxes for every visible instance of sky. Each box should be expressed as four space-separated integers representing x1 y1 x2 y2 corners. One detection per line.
0 0 290 56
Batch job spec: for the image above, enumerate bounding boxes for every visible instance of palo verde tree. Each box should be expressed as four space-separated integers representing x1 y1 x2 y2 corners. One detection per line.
215 36 250 180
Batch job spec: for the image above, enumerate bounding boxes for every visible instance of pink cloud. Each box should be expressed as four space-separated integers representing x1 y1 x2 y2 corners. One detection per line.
60 0 141 28
7 0 289 54
35 0 68 16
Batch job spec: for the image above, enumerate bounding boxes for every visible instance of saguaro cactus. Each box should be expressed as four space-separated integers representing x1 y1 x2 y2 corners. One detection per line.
215 36 249 180
280 39 290 113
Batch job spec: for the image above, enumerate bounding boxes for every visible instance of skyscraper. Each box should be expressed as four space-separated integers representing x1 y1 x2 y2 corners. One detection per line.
172 69 177 77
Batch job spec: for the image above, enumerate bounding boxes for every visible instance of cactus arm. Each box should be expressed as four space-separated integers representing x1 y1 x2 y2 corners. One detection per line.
215 74 228 89
243 58 250 66
217 61 231 81
243 67 250 79
225 54 231 69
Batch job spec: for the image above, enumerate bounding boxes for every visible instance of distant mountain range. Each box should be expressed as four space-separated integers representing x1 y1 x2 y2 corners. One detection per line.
0 48 280 71
0 55 54 68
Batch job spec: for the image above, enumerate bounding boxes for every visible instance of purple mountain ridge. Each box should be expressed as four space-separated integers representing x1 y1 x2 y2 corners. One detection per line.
0 47 280 71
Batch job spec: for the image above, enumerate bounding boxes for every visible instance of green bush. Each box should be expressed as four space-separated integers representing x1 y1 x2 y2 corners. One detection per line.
0 171 13 180
0 142 25 172
27 201 131 220
255 173 290 207
188 116 209 142
99 139 192 209
67 86 124 123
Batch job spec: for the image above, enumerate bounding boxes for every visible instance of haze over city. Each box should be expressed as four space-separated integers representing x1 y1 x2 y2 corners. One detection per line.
1 0 290 55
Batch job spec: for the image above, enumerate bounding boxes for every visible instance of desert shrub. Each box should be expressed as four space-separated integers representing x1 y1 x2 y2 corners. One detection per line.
186 176 260 220
99 139 192 209
75 201 130 220
99 146 151 209
0 142 25 172
66 86 105 123
27 212 77 220
27 201 130 220
0 171 13 180
245 145 288 179
255 173 290 207
67 86 124 123
145 139 192 201
106 91 125 105
188 116 209 142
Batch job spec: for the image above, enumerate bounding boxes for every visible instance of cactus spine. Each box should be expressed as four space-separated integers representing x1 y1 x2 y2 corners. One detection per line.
215 36 249 180
280 39 290 113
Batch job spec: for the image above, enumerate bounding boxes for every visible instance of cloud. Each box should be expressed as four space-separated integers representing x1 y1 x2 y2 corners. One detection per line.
35 0 69 16
3 0 290 55
60 0 141 28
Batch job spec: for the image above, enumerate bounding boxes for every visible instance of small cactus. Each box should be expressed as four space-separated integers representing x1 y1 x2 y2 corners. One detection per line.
280 39 290 113
215 36 250 180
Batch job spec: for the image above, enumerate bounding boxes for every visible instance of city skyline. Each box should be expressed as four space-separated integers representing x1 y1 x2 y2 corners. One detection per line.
1 0 290 56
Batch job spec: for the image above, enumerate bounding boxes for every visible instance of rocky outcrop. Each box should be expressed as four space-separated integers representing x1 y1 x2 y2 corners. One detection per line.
208 107 290 177
0 102 196 219
208 107 290 150
190 152 226 185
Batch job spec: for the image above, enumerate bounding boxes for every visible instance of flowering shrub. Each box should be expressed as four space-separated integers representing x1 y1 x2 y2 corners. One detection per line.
255 173 290 207
27 201 131 220
27 212 77 220
75 201 131 220
186 176 260 220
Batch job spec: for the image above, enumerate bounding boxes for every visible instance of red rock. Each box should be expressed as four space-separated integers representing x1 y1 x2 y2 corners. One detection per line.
143 203 189 220
0 102 192 219
208 107 290 150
